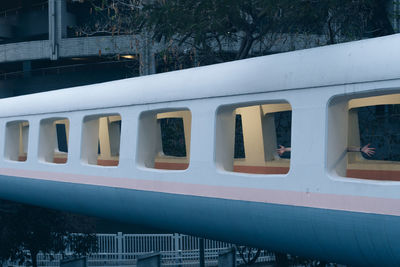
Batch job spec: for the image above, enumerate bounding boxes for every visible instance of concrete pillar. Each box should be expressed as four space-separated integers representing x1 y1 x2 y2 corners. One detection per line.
57 0 68 40
347 109 361 164
140 33 156 76
49 0 57 60
237 105 266 166
327 98 349 176
98 117 111 159
49 0 67 60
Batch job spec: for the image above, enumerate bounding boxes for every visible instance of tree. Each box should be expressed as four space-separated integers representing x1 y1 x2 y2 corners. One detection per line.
78 0 394 69
145 0 395 58
144 0 293 61
288 0 394 45
235 245 262 265
0 200 98 267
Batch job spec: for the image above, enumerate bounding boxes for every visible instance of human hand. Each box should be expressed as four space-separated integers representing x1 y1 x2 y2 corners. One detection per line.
277 145 286 156
361 144 375 157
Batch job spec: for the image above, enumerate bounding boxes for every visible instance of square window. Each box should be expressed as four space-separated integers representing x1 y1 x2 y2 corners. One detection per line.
137 109 191 170
216 102 292 174
81 114 121 166
347 94 400 180
4 121 29 162
38 118 69 164
328 93 400 181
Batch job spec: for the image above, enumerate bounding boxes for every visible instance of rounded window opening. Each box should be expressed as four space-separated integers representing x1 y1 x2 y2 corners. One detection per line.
4 120 29 162
136 109 191 170
347 94 400 181
328 93 400 181
216 102 292 174
39 118 69 164
81 114 121 167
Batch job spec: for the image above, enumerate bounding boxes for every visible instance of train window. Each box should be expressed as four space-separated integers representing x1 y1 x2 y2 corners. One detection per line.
4 121 29 162
38 118 69 164
160 118 187 157
234 115 245 159
216 102 292 174
345 94 400 181
136 109 191 170
81 114 121 167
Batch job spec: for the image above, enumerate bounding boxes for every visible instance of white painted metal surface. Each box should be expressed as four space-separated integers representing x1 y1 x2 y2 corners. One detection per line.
0 34 399 117
1 34 400 265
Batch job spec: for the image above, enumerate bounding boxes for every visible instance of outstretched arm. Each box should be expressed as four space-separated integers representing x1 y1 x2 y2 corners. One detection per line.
347 144 375 157
277 145 291 156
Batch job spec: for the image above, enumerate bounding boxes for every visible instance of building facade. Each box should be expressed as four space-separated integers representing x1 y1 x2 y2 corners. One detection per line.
0 0 157 98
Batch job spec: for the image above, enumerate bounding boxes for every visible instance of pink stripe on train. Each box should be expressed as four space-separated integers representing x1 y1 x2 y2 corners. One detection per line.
0 167 400 216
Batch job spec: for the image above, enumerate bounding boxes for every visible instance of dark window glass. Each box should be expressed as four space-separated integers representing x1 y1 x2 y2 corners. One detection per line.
56 124 68 153
275 111 292 159
234 114 245 159
358 104 400 161
160 118 186 157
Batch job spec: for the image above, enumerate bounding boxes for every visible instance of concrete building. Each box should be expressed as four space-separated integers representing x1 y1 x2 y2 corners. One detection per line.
0 0 157 98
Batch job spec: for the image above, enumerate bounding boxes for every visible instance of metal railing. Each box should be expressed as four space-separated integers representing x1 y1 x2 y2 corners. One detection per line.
10 232 275 266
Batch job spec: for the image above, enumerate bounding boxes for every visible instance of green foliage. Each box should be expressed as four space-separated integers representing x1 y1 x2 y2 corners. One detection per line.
78 0 394 70
144 0 295 60
143 0 393 61
79 0 145 36
0 200 98 267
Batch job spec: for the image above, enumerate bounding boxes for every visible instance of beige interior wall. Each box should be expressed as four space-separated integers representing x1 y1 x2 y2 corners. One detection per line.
261 103 291 115
19 122 29 156
236 105 265 166
98 117 111 159
349 94 400 109
234 104 291 167
347 109 362 164
98 115 121 161
82 117 100 165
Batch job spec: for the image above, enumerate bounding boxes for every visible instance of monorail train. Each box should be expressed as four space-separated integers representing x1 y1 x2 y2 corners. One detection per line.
1 34 400 266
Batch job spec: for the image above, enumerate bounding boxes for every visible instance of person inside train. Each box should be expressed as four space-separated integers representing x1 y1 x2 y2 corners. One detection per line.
277 144 375 156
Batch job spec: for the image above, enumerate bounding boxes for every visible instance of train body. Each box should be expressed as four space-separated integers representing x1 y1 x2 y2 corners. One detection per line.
1 34 400 265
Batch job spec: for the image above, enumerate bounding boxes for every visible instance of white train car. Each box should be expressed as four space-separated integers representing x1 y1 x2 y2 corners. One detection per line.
1 34 400 265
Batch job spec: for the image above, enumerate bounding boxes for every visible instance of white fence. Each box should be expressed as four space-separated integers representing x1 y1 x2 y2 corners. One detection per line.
13 233 275 266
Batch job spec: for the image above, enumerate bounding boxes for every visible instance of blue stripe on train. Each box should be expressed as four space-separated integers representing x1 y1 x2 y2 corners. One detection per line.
0 174 399 266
